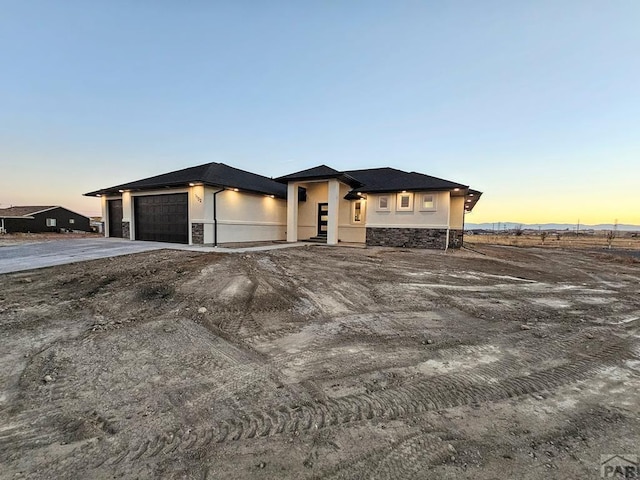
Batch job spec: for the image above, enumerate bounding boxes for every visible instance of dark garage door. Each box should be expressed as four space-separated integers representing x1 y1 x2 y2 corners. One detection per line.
108 199 123 238
134 194 188 244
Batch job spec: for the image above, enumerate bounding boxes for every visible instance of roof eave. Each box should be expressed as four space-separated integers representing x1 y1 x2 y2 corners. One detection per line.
352 186 469 194
85 181 287 199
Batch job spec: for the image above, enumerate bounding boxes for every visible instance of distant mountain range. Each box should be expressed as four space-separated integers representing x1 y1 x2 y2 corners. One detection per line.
465 222 640 232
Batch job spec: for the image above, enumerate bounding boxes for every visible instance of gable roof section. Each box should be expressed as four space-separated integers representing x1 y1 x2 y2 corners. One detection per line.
276 164 481 212
276 165 469 193
275 165 362 187
84 162 287 198
0 206 57 218
345 167 468 193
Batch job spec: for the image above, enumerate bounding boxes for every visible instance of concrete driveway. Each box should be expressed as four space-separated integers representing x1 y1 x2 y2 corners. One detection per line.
0 238 169 274
0 237 312 274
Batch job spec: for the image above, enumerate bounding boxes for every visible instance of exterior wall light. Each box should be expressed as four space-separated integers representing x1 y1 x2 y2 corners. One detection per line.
189 183 196 187
233 188 239 192
118 189 125 193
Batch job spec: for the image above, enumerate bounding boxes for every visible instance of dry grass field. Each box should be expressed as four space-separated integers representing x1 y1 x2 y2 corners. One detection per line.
466 232 640 252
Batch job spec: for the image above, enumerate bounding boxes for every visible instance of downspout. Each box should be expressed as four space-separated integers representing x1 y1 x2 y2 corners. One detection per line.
445 194 450 252
213 188 225 247
462 197 467 247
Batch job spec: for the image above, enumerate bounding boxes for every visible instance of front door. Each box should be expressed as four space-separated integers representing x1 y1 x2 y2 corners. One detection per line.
317 203 328 237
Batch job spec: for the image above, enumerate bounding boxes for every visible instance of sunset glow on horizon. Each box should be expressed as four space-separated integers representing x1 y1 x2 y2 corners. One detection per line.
1 2 638 226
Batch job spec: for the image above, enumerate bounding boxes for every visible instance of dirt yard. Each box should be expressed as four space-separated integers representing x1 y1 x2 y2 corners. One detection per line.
1 244 639 479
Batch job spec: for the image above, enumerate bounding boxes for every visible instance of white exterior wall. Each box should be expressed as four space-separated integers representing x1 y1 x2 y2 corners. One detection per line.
366 191 451 228
99 187 285 244
286 183 299 242
100 195 109 237
338 183 366 243
98 184 460 245
211 188 286 244
295 180 362 242
449 196 465 229
297 182 328 240
122 191 134 239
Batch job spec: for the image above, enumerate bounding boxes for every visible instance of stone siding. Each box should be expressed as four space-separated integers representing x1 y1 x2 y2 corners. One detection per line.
448 229 464 249
366 227 464 249
122 221 130 239
191 223 204 245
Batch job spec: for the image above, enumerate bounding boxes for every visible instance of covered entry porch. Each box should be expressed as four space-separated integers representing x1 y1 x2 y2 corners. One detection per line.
276 166 366 246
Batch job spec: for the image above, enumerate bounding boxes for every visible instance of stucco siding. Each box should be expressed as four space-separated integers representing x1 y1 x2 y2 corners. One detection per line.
338 183 366 242
296 182 328 239
449 196 465 229
211 188 286 244
365 191 451 228
338 225 366 243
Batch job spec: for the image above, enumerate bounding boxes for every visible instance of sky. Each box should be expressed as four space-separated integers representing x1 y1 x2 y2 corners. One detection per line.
1 0 638 224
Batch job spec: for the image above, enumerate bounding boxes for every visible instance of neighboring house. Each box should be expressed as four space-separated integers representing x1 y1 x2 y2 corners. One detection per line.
0 206 91 234
84 162 481 249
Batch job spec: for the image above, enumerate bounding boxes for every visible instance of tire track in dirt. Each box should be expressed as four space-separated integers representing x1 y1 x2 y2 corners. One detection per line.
318 431 454 480
94 334 633 466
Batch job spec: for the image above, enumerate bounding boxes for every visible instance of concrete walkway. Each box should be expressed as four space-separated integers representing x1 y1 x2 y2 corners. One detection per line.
0 238 310 274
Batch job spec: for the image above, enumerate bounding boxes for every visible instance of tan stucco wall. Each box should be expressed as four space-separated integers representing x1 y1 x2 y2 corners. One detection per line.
100 187 285 244
208 188 286 244
365 191 451 228
338 183 366 242
294 181 365 242
449 196 465 229
296 182 328 240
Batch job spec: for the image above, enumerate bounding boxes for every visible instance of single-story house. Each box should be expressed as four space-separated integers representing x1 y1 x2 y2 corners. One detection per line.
0 206 91 234
84 162 481 249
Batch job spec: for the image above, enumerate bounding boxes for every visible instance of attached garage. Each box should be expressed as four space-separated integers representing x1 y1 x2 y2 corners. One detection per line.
134 193 188 244
108 199 123 238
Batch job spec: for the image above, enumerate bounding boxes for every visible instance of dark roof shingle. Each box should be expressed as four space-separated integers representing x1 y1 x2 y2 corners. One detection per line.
85 163 287 198
275 165 362 186
0 206 57 217
344 167 468 193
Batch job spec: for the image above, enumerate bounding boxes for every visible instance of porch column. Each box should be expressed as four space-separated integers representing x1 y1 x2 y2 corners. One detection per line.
286 182 298 242
122 191 134 240
327 179 339 245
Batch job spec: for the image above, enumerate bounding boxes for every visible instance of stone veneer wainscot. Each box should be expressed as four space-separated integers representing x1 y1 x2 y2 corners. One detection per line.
366 227 463 249
121 221 130 239
191 223 204 244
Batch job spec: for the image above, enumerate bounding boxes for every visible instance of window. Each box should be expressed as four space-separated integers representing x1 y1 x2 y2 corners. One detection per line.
377 195 390 211
353 201 363 223
396 192 414 211
420 194 436 211
69 219 75 224
46 218 56 227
